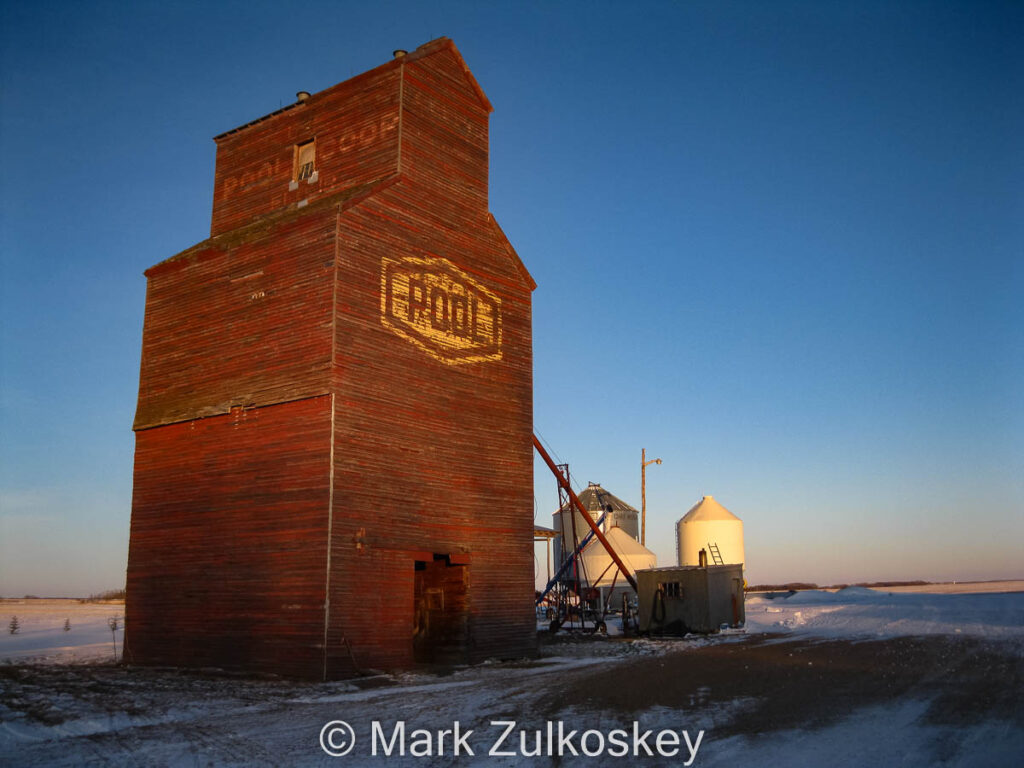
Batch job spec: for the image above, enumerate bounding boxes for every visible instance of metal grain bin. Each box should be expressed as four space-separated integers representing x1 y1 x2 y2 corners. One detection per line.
677 495 745 568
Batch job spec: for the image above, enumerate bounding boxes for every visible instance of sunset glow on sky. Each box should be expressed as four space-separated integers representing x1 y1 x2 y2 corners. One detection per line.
1 1 1021 595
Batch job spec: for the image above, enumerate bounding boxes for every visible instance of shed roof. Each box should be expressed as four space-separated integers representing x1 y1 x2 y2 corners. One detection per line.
638 564 742 574
680 495 741 523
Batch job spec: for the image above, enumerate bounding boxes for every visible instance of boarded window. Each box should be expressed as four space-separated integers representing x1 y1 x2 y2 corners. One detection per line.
294 140 315 181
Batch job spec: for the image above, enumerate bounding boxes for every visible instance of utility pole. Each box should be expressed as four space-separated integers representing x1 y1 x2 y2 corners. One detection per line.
641 448 662 546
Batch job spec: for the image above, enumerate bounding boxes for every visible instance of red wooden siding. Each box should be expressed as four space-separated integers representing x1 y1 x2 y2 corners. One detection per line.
136 207 336 430
211 66 401 237
126 395 333 677
400 48 491 224
324 179 535 674
128 38 536 679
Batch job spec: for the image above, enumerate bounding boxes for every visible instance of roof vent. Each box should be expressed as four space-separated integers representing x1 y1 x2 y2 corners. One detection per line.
393 49 408 59
296 91 311 103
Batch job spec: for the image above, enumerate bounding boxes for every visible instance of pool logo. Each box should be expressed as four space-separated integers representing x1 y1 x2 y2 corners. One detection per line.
381 255 502 365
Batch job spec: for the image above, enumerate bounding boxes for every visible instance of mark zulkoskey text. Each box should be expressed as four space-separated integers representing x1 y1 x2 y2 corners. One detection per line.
320 719 705 762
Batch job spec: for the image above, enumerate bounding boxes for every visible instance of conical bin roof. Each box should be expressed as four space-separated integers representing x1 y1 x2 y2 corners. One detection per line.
679 495 741 523
555 482 638 516
578 527 657 586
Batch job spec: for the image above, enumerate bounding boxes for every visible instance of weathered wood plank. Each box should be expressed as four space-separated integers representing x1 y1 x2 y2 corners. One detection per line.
129 38 536 679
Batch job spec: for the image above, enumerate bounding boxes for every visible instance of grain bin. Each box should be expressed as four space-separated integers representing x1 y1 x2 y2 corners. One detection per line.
676 495 745 567
552 482 640 574
578 526 656 588
548 483 654 611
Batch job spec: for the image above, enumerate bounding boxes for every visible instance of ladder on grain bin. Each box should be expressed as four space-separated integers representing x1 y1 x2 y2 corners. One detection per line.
708 542 724 566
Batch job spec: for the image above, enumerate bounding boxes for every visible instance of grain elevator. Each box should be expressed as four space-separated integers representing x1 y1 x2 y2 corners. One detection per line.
126 39 536 679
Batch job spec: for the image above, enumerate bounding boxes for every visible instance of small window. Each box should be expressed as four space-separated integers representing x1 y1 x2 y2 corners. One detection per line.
665 582 682 598
294 140 316 181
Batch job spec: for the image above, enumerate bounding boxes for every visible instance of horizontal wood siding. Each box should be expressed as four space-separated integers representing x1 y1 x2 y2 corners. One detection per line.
326 185 535 673
135 208 336 429
129 39 535 679
211 67 400 236
126 395 332 678
326 547 417 674
400 48 490 227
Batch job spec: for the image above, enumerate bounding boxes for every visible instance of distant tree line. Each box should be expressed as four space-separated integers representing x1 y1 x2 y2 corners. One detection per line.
830 580 931 589
746 580 931 592
79 588 127 603
746 582 821 592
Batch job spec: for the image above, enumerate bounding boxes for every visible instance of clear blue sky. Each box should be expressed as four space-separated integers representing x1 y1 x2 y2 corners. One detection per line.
1 1 1021 595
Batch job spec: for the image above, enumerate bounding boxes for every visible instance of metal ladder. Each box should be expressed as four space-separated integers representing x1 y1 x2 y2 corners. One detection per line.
708 542 724 566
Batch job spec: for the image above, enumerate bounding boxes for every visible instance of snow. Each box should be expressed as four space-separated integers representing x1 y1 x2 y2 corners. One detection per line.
745 586 1024 639
882 580 1024 595
0 599 124 663
707 699 1024 768
1 585 1022 766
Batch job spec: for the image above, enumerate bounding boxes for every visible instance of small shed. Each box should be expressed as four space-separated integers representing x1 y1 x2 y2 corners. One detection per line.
636 564 745 635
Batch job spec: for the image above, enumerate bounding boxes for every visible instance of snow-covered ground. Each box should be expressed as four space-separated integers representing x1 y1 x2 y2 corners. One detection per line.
1 585 1021 766
1 600 125 664
745 585 1024 640
882 580 1024 595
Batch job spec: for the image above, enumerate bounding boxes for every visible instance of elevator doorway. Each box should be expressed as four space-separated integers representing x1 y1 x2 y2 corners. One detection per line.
413 555 469 664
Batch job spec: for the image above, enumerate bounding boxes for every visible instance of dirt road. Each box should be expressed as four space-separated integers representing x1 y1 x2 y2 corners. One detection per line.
2 633 1022 766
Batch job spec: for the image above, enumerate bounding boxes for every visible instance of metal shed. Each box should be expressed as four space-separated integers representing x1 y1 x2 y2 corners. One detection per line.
636 564 745 635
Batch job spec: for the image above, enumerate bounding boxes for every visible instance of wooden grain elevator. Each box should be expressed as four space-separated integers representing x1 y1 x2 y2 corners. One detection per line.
126 38 537 679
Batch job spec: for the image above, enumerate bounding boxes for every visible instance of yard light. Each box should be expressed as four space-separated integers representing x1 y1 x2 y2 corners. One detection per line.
641 448 662 546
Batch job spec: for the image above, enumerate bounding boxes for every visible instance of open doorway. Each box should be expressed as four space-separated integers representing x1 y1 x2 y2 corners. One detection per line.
413 555 469 664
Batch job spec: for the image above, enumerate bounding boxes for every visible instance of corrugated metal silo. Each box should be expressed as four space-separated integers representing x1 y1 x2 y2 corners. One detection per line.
552 483 640 574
